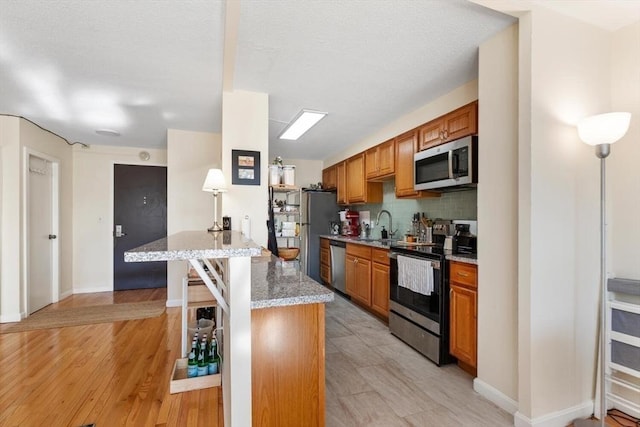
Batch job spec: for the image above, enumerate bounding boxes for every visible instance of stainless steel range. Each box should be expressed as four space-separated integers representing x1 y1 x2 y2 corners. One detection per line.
388 243 454 366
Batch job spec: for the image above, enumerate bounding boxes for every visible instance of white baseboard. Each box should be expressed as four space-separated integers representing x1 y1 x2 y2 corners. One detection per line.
72 286 113 294
0 312 23 323
473 378 519 414
166 299 182 308
59 289 73 300
514 401 593 427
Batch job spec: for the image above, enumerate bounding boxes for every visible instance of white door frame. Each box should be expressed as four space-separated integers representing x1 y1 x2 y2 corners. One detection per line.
22 147 60 316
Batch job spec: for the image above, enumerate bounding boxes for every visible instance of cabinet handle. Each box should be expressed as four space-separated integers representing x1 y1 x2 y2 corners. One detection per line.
444 130 449 140
439 130 444 140
457 271 469 277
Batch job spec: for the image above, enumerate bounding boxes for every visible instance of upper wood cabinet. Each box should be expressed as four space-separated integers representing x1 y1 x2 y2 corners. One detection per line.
395 130 440 199
365 139 395 180
419 101 478 151
336 161 347 205
322 166 337 190
346 154 382 204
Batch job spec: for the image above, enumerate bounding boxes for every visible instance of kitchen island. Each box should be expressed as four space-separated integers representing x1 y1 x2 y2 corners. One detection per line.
125 230 333 427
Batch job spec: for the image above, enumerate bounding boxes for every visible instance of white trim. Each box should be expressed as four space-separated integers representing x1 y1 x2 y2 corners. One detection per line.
0 313 23 323
166 298 182 307
72 286 113 294
514 401 593 427
22 147 60 316
473 377 519 414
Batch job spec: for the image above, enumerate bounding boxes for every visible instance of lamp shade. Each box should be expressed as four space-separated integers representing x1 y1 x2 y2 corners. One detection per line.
202 168 227 192
577 112 631 146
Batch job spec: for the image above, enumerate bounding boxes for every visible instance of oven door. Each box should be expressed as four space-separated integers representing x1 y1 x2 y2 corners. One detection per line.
389 252 442 325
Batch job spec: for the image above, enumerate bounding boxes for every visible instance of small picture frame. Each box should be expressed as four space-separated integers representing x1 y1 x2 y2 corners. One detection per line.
232 150 261 186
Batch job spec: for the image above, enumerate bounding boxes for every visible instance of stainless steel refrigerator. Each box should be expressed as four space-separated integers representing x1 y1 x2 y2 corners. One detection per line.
299 190 340 283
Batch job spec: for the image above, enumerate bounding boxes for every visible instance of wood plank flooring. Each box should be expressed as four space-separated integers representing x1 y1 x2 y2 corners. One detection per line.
0 289 635 426
0 289 222 427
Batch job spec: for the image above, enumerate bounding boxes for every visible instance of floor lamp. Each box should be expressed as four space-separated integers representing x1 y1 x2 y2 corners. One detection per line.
202 168 227 232
575 112 631 427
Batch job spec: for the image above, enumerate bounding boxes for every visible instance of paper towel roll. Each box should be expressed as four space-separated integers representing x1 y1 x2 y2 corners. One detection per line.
241 215 251 238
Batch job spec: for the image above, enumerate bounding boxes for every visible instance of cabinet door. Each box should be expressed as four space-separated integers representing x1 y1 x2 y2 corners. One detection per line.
336 162 347 205
450 284 477 368
443 101 477 142
419 119 445 151
345 254 357 297
377 139 395 177
320 263 331 285
346 154 366 203
371 262 389 318
365 148 378 179
322 166 336 190
354 256 372 306
395 131 421 198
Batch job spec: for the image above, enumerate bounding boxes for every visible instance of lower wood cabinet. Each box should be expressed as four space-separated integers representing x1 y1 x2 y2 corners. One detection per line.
345 243 389 320
449 261 478 374
370 248 390 319
320 238 331 285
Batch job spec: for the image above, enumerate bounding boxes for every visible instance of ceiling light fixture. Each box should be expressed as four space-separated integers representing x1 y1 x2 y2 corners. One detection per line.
278 109 327 140
95 128 120 137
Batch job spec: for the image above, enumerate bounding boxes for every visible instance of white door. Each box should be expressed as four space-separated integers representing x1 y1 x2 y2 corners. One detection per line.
27 154 53 314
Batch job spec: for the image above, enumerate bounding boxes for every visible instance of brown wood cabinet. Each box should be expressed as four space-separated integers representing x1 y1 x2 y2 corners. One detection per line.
419 101 478 151
345 243 372 306
322 166 336 190
449 261 478 375
336 161 347 205
365 139 395 180
394 130 440 199
252 303 326 426
320 238 331 285
346 154 382 204
370 248 390 319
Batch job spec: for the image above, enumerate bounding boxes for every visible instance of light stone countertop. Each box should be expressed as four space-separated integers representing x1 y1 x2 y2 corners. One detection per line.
125 230 333 309
124 230 262 262
250 257 334 309
446 253 478 265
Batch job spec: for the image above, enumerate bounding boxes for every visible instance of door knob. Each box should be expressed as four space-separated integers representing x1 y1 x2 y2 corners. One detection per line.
48 234 57 240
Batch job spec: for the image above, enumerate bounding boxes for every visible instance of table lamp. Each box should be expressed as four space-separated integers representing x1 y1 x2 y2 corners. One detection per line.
202 168 227 232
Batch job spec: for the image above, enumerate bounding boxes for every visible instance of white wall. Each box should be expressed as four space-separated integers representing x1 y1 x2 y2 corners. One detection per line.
281 158 323 188
519 7 611 424
610 21 640 281
324 80 479 166
166 129 221 305
72 144 167 294
0 116 22 322
221 90 269 248
0 116 73 322
475 23 519 412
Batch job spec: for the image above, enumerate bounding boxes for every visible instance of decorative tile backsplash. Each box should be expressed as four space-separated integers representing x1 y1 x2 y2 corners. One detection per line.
351 181 477 238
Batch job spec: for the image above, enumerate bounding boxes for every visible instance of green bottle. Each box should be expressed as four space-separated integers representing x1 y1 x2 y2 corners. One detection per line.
187 339 198 378
197 336 208 376
208 337 219 375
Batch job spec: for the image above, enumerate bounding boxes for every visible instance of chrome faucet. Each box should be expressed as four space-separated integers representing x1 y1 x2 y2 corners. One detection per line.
375 209 397 238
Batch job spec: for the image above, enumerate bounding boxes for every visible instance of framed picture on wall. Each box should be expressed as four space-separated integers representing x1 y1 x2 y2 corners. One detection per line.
231 150 261 186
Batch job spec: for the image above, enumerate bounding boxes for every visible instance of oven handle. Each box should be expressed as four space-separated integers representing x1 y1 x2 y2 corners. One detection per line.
389 251 441 270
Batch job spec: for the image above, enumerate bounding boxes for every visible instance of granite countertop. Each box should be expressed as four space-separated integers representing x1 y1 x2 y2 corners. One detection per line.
321 235 479 265
446 253 478 265
250 257 334 309
319 234 397 249
124 230 262 262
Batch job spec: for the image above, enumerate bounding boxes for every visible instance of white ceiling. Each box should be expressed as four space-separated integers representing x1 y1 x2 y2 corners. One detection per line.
0 1 637 161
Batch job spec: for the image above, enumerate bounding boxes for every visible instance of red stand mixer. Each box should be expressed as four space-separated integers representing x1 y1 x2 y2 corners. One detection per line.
341 210 360 236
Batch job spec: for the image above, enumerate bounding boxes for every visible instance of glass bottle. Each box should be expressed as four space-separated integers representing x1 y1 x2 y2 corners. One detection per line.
208 336 219 375
197 336 209 376
187 339 198 378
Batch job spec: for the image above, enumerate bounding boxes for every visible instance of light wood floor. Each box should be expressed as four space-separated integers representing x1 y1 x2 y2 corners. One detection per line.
1 289 635 426
0 289 222 427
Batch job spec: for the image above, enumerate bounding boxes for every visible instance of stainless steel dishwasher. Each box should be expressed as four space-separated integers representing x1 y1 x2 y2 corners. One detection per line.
329 240 346 293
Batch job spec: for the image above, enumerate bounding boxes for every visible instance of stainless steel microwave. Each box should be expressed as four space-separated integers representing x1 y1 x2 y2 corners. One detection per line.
414 135 478 191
